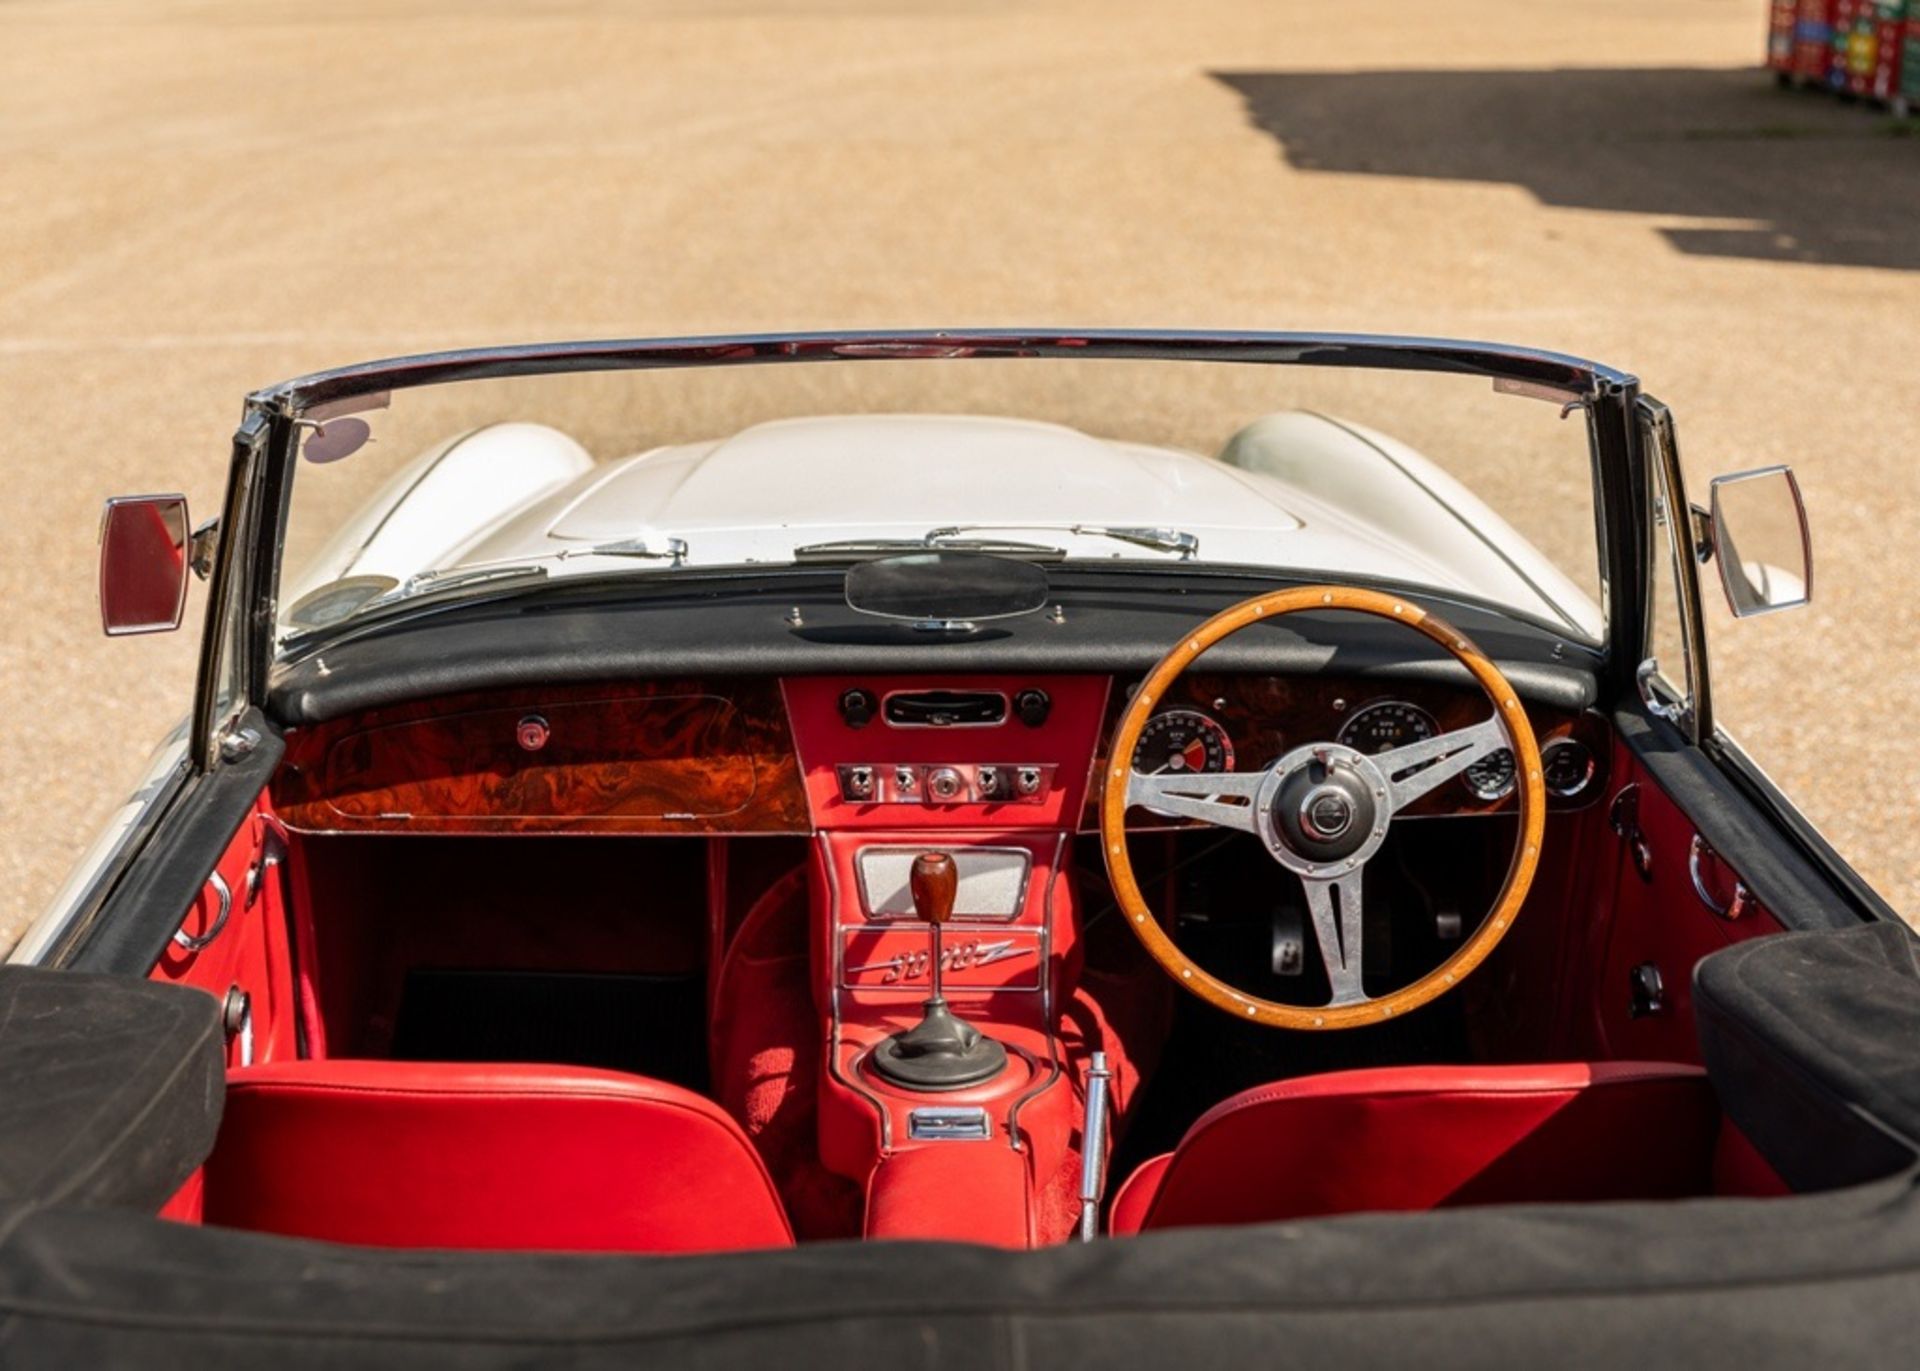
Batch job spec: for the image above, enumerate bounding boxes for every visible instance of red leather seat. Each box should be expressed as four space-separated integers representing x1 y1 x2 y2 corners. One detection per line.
1110 1061 1716 1235
203 1060 794 1253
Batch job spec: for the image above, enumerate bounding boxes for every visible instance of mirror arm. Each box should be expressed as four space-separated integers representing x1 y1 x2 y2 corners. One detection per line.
1688 503 1715 564
189 517 221 582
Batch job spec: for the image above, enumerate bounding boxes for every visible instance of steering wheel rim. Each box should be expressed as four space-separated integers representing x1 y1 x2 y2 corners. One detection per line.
1099 585 1546 1030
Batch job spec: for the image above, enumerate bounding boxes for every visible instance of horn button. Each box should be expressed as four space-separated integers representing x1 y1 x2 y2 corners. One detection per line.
1259 746 1392 871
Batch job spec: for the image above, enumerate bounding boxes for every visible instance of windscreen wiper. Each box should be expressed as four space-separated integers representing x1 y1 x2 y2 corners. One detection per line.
281 535 694 650
376 563 552 603
358 536 691 610
792 537 1068 562
925 523 1199 558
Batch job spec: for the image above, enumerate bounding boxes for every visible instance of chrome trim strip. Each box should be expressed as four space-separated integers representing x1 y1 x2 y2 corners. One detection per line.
1006 832 1069 1152
820 832 893 1153
1636 396 1713 743
256 331 1636 414
7 727 191 967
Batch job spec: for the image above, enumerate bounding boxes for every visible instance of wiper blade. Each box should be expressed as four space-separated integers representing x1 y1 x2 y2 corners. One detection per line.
278 564 554 654
570 536 689 565
792 537 1067 562
279 533 702 652
924 523 1200 558
357 535 690 608
366 563 552 610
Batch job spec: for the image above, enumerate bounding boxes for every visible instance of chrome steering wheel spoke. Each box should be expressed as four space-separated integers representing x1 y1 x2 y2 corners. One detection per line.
1124 767 1264 832
1301 867 1367 1007
1374 716 1508 814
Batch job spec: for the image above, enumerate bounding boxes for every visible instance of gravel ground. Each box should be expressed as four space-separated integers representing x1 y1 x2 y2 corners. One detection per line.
2 0 1914 952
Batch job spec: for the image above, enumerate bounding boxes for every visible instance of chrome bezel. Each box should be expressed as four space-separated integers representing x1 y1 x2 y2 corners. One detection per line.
853 844 1032 921
1129 707 1237 776
1460 747 1517 802
1335 700 1440 754
878 688 1010 728
1540 737 1597 798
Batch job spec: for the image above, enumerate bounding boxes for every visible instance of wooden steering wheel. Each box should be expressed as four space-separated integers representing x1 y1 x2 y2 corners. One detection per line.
1099 586 1546 1030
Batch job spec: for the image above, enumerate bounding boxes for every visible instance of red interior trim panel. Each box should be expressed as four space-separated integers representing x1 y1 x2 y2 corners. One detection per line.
1112 1062 1721 1234
203 1060 794 1253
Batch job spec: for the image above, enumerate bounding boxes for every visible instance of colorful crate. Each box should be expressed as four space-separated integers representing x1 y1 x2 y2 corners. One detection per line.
1794 0 1838 84
1905 11 1920 107
1870 2 1909 104
1830 0 1866 91
1775 0 1912 108
1769 1 1801 71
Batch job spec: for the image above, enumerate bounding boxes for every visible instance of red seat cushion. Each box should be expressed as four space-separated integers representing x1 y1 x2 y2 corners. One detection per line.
203 1060 793 1253
1110 1061 1716 1235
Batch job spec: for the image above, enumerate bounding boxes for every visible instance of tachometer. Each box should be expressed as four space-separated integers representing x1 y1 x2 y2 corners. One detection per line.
1335 701 1438 756
1131 710 1235 775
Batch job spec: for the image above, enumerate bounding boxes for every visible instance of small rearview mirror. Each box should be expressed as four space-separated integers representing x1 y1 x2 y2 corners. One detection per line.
1708 466 1811 618
845 551 1050 627
99 494 190 636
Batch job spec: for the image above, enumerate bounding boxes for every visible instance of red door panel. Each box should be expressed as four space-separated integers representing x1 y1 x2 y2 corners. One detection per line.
1581 740 1783 1063
151 793 303 1222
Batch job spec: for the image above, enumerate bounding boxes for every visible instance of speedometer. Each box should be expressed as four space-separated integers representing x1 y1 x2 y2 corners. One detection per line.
1131 710 1235 775
1335 701 1438 755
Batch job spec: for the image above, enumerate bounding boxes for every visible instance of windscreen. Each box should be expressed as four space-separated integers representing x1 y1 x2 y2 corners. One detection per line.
277 356 1606 647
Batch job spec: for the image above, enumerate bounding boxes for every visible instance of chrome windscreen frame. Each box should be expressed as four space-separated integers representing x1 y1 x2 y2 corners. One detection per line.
231 330 1643 732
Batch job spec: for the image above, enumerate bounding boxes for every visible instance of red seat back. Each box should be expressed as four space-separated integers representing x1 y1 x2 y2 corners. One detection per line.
204 1060 793 1253
1111 1062 1717 1234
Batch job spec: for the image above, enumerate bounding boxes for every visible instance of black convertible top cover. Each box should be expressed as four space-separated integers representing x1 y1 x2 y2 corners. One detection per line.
4 932 1920 1366
1696 921 1920 1191
2 1180 1918 1368
0 967 222 1211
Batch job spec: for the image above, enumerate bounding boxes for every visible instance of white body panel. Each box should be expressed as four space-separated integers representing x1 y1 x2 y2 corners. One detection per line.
283 422 595 607
290 412 1601 638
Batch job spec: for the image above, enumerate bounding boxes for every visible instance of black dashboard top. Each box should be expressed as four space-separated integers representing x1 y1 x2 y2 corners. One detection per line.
266 568 1603 727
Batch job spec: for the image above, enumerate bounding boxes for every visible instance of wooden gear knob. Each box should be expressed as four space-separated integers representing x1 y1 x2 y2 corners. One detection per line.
910 852 958 926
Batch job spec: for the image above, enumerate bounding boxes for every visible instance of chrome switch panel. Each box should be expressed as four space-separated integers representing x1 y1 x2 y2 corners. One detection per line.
835 762 1055 805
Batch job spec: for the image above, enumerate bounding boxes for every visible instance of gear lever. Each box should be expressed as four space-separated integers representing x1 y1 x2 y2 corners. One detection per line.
869 852 1009 1091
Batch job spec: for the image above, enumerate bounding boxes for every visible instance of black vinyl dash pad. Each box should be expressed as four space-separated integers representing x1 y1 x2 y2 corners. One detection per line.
391 969 707 1092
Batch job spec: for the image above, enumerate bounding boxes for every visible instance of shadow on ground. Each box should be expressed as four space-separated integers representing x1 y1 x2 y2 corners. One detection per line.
1213 67 1920 270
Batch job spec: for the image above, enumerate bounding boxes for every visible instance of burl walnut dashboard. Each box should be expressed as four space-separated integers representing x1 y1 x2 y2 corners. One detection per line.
273 679 812 834
272 673 1608 834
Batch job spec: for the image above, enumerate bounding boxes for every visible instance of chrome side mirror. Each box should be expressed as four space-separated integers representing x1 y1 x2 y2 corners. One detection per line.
1700 466 1812 618
98 494 190 636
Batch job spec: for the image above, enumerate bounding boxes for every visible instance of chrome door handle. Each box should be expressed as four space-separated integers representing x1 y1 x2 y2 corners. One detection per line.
1689 835 1752 921
172 870 232 952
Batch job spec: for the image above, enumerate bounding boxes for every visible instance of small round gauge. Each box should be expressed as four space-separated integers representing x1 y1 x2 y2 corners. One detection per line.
1132 710 1235 775
1462 747 1516 801
1542 739 1597 798
1336 701 1439 756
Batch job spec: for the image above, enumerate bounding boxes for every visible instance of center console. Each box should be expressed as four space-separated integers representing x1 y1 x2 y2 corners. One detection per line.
782 675 1111 1246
